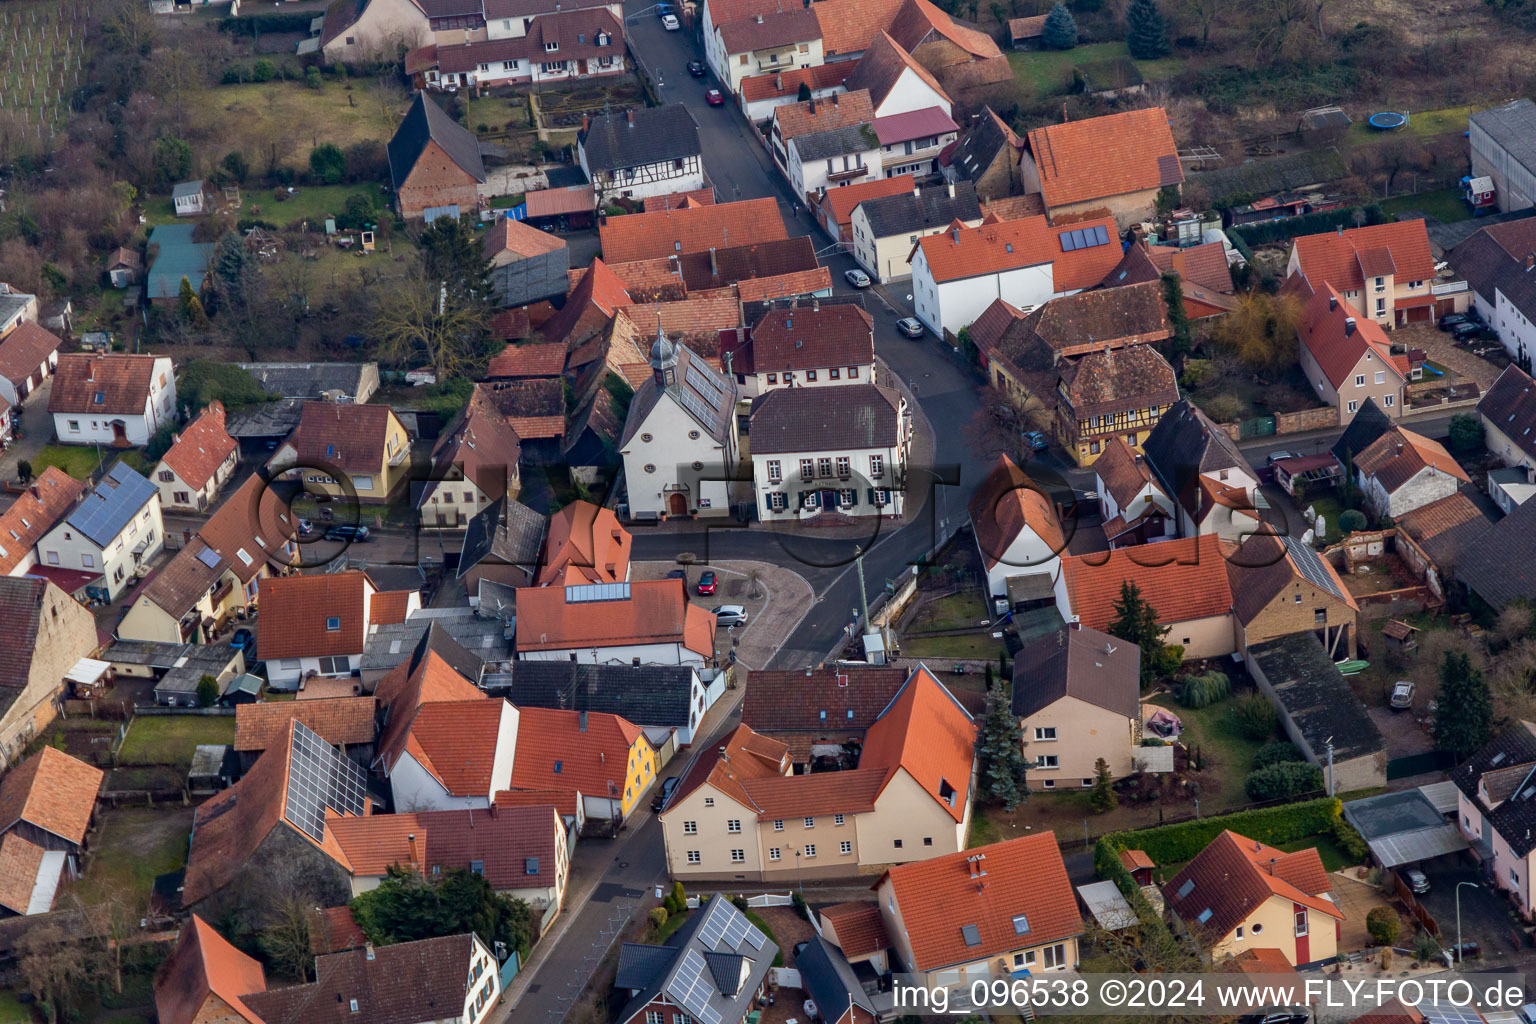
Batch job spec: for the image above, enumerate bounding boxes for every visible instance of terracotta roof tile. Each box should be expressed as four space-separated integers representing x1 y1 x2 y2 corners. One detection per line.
539 257 631 348
0 832 47 915
235 697 378 752
600 198 788 264
968 297 1025 358
916 214 1121 289
494 788 581 816
669 722 791 811
843 32 951 112
160 401 237 492
0 322 63 388
618 294 744 345
748 304 874 372
1008 13 1046 38
1394 491 1495 567
486 340 566 379
326 804 560 888
1147 241 1234 295
858 665 974 820
1093 436 1159 510
889 0 1001 60
739 62 851 103
1228 947 1299 976
736 267 834 302
820 172 917 232
483 216 566 261
374 650 485 776
981 194 1046 221
514 577 714 656
1296 281 1406 390
643 188 717 213
1119 848 1154 871
1061 533 1233 630
154 916 267 1024
524 184 595 218
474 379 565 440
48 352 166 416
1025 107 1182 210
995 282 1170 378
310 905 367 955
773 91 876 143
0 467 85 574
1355 425 1469 493
371 589 416 625
881 832 1080 970
708 0 793 32
718 7 821 53
743 767 884 815
509 705 647 798
821 902 890 958
967 454 1065 573
256 571 374 660
424 387 522 502
490 307 532 342
1479 364 1536 463
538 500 631 585
742 667 906 735
0 746 104 847
1162 830 1341 948
405 699 511 795
1290 220 1436 293
1226 531 1356 626
813 0 906 55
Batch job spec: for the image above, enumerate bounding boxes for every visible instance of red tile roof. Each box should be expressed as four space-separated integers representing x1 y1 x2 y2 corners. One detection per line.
773 90 876 145
1093 436 1161 511
1355 425 1469 493
235 696 378 752
371 589 416 625
1060 533 1234 630
1290 220 1436 294
821 902 890 958
0 746 104 847
0 322 63 388
1162 830 1341 948
404 698 512 795
748 304 874 372
282 401 403 475
160 401 237 492
844 31 951 113
858 665 974 821
509 705 648 799
736 267 835 302
326 804 561 889
968 297 1025 359
599 198 789 264
490 307 532 342
820 172 916 232
513 578 715 657
474 379 565 440
482 216 566 260
880 832 1081 971
256 570 375 660
524 184 595 218
873 105 958 146
742 666 906 735
537 500 631 586
310 905 367 955
0 466 84 574
48 352 167 416
0 832 47 915
642 189 716 214
424 387 522 503
967 454 1065 572
739 62 851 103
1296 282 1408 390
1147 242 1234 295
154 916 267 1024
494 788 581 817
1228 946 1300 975
813 0 906 55
374 650 485 777
1025 107 1182 210
1119 848 1154 871
916 214 1121 290
889 0 1001 60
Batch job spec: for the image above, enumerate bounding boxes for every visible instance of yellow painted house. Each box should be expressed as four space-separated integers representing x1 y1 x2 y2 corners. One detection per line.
267 401 412 504
510 706 656 824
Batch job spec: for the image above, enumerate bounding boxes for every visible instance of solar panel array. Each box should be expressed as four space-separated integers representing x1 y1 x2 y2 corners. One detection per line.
1058 224 1111 252
69 463 159 546
283 721 367 842
670 950 723 1024
678 386 722 436
197 546 223 569
1421 1003 1488 1024
1281 535 1344 600
565 582 632 603
685 363 728 407
696 902 731 949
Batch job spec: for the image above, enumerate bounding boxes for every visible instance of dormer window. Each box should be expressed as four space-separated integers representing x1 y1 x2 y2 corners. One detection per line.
544 40 558 51
597 31 610 45
94 391 105 405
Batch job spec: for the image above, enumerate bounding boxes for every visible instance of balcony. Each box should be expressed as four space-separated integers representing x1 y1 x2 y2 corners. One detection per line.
388 446 409 467
209 579 234 606
754 50 799 72
827 165 869 183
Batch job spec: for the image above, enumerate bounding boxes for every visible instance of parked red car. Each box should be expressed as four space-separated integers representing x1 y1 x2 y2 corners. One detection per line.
705 88 725 106
697 570 717 595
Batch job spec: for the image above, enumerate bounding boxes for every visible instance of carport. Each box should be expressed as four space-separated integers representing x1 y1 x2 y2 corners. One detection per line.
1342 788 1468 868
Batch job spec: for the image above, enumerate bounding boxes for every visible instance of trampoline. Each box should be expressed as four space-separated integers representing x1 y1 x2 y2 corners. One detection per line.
1368 111 1408 130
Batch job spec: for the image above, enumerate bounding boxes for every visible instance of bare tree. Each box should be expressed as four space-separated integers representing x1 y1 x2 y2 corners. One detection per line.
15 919 109 1023
261 897 316 981
370 268 492 380
1178 0 1223 47
963 385 1032 465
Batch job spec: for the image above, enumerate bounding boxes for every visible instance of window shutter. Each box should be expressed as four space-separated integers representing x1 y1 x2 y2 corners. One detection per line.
867 487 875 504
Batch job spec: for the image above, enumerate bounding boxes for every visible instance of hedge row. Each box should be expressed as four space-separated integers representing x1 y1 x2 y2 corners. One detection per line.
1228 204 1388 249
217 11 318 35
1092 835 1170 938
1103 796 1344 865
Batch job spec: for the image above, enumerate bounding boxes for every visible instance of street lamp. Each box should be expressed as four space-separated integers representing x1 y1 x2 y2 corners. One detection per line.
794 847 803 897
1455 881 1479 966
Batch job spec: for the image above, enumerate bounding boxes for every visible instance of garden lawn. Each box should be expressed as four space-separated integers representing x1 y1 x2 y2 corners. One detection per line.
1148 694 1268 812
468 93 531 134
249 184 389 229
903 633 1009 661
0 991 27 1024
1305 494 1347 543
118 715 237 767
1345 105 1472 147
1382 187 1472 224
1008 43 1182 99
211 79 411 169
71 806 193 907
34 444 110 480
909 590 989 632
1275 833 1358 872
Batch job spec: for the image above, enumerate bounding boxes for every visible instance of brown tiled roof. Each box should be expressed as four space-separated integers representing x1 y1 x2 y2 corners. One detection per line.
820 902 890 958
1026 107 1182 210
404 699 511 795
1147 242 1234 295
494 788 581 816
490 308 532 342
474 379 565 440
995 281 1169 377
980 193 1045 221
0 832 47 915
890 0 1001 60
1060 534 1233 630
1226 531 1356 627
742 667 906 734
1008 13 1046 38
1092 435 1158 510
283 401 401 475
813 0 906 55
1011 623 1139 719
747 382 902 454
310 905 367 956
718 7 821 52
1355 426 1470 493
599 198 788 264
1290 220 1436 294
0 322 63 388
843 31 951 112
106 247 141 272
1479 364 1536 463
743 767 884 816
370 590 415 625
774 92 877 148
424 386 522 501
916 214 1121 289
537 500 631 586
48 352 165 415
1393 491 1495 567
326 804 561 889
0 746 104 846
967 454 1065 572
618 294 744 345
482 216 566 260
160 401 237 492
155 916 267 1024
533 257 632 349
509 705 647 797
669 721 790 810
1059 343 1179 419
0 467 84 574
599 258 685 301
880 832 1080 971
643 188 717 213
1162 830 1340 947
1119 848 1154 871
748 304 874 372
256 571 373 660
737 267 834 302
968 297 1025 359
513 578 715 656
1295 281 1408 390
708 0 794 32
235 696 377 752
739 62 851 103
675 235 823 291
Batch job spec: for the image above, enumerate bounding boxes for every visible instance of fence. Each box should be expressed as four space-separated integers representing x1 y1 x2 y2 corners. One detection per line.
745 894 794 908
1386 869 1440 937
130 705 237 717
63 698 129 720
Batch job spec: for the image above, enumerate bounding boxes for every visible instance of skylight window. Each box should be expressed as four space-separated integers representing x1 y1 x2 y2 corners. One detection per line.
93 392 105 404
1196 908 1213 924
1176 879 1195 899
961 924 981 947
235 548 253 566
1012 913 1030 935
326 616 341 631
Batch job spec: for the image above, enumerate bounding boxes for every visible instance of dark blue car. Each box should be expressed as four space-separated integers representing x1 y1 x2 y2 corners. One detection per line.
230 628 255 657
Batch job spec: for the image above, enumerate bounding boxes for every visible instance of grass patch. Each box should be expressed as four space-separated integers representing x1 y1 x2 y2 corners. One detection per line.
909 590 989 632
250 184 388 230
1275 833 1358 872
1148 694 1268 812
1345 105 1472 147
489 193 526 210
656 909 692 942
1304 494 1346 543
118 715 237 767
213 79 410 168
1382 187 1472 224
967 808 1002 848
468 93 532 133
0 989 29 1023
1008 42 1182 99
34 444 110 480
71 806 193 907
902 633 1008 661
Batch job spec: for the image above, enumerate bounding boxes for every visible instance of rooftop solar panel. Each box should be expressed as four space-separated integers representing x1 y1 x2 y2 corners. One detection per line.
68 462 158 547
1059 233 1076 252
685 362 727 405
565 582 631 603
696 898 731 949
678 388 722 435
197 546 223 569
283 720 366 842
1281 535 1345 600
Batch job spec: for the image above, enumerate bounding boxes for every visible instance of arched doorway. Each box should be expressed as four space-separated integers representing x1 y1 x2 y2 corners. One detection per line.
668 493 688 516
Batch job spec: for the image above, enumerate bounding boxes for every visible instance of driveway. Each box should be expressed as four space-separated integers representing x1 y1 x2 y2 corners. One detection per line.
0 376 55 489
1396 322 1505 392
1415 857 1523 960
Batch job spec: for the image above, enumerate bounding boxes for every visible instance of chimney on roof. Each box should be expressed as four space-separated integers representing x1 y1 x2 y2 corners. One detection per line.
831 92 839 108
756 11 763 21
775 72 783 89
1344 317 1357 337
913 184 921 197
947 182 955 198
809 96 816 114
709 246 719 277
365 943 375 961
811 298 819 312
627 109 635 126
1526 253 1535 272
582 114 590 132
579 710 588 731
1328 295 1337 312
407 833 420 867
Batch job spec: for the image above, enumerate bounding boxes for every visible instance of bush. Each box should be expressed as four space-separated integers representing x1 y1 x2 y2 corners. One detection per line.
1179 670 1231 708
647 907 668 930
309 143 347 185
1253 740 1306 770
1233 691 1278 740
1338 508 1368 534
1227 205 1387 247
1448 413 1484 454
1104 797 1342 864
222 151 249 183
252 58 276 82
791 890 808 919
1244 761 1324 801
1366 906 1401 946
1202 392 1243 423
1331 816 1369 862
1413 931 1442 962
305 66 324 90
196 674 220 707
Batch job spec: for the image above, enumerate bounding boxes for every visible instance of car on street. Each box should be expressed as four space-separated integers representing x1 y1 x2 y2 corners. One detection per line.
1390 679 1415 710
297 518 316 536
844 268 871 288
896 317 924 338
697 570 717 595
655 2 674 15
1404 867 1430 894
324 523 370 542
687 59 706 76
713 605 748 627
1266 451 1300 465
661 12 680 28
652 776 679 811
705 88 724 105
1022 430 1048 452
230 628 255 656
